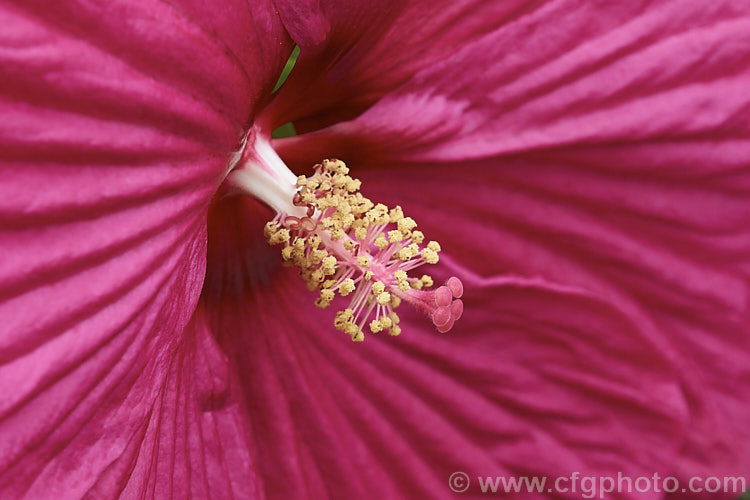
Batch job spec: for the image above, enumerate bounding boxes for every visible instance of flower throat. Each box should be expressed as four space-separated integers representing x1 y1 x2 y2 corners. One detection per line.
229 143 463 342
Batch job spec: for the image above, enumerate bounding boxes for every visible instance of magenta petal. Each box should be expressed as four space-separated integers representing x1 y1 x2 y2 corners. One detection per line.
114 311 262 499
205 268 691 498
275 7 750 482
276 1 750 164
0 1 290 495
1 1 291 134
353 150 750 483
268 0 538 131
0 218 209 496
199 191 695 497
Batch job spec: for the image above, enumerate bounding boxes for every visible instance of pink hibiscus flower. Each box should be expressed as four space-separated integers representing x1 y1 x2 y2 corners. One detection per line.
1 0 749 498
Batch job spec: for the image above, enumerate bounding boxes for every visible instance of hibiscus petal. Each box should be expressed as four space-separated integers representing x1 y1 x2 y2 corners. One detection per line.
272 0 750 489
354 154 750 487
201 262 688 498
2 0 290 131
363 153 750 488
267 0 543 132
0 1 289 495
275 0 750 164
114 309 262 499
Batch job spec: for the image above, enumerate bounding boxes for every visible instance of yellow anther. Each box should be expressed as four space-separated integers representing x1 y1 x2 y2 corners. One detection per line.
421 275 433 287
281 247 293 261
396 248 413 261
369 319 383 333
381 316 393 329
269 228 290 245
394 270 408 282
377 292 391 306
372 281 385 295
264 221 279 238
344 322 359 338
421 247 439 264
364 270 373 281
327 197 341 210
300 192 316 204
398 280 411 291
343 322 363 341
374 234 388 249
406 243 420 259
335 162 350 175
427 241 442 252
310 249 327 264
341 213 355 228
323 158 348 174
398 217 417 233
330 228 345 240
388 325 401 336
366 205 389 225
391 312 400 324
315 197 331 211
310 268 325 284
345 178 361 192
350 193 373 214
315 289 334 308
296 175 307 188
322 255 337 275
355 226 368 240
321 159 336 172
387 230 404 243
396 243 419 261
329 212 343 224
358 256 370 268
411 230 425 244
344 240 356 251
339 278 356 296
389 206 404 223
334 309 354 331
332 173 348 188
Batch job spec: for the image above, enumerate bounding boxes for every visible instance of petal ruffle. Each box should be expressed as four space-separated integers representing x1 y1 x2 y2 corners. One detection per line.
0 1 289 495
